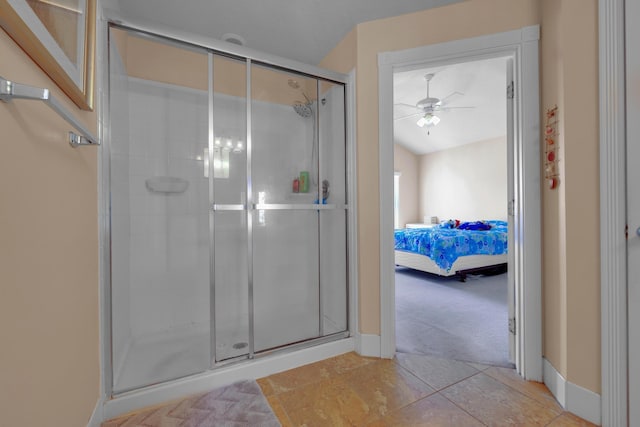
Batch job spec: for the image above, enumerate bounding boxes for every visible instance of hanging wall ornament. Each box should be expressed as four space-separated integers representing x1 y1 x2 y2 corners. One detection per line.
544 106 560 190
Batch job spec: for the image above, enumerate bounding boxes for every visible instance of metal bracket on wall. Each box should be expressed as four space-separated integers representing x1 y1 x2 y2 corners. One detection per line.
0 76 99 147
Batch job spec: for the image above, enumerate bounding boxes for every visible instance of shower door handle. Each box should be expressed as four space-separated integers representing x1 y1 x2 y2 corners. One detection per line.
211 204 246 211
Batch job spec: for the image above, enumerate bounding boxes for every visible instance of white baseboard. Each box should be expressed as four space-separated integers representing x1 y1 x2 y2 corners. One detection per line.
102 337 354 421
543 358 601 425
566 381 601 426
356 333 381 357
87 397 105 427
543 358 567 407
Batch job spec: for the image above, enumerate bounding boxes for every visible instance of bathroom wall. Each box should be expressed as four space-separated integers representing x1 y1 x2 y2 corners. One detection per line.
0 29 99 426
540 0 600 393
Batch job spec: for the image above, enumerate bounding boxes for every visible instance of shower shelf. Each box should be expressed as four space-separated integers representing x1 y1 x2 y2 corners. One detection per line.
145 176 189 193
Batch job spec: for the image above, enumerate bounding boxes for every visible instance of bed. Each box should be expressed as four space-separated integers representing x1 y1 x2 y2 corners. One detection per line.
394 220 508 281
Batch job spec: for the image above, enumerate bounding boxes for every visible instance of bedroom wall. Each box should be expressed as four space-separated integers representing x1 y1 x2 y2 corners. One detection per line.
418 137 507 222
0 29 100 427
320 0 540 345
393 144 419 227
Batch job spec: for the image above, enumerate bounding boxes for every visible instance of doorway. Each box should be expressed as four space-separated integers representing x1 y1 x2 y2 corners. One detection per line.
378 26 542 380
392 56 513 367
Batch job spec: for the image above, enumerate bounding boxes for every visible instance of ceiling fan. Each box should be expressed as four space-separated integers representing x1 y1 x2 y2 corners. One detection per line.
394 72 472 128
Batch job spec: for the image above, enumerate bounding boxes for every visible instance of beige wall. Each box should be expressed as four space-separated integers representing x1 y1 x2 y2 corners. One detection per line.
121 28 320 106
419 137 508 222
541 0 600 393
321 0 601 394
318 27 356 74
393 144 419 227
0 29 99 427
322 0 541 342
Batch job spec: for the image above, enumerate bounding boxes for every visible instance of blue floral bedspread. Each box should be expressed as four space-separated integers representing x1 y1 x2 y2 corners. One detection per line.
394 220 508 272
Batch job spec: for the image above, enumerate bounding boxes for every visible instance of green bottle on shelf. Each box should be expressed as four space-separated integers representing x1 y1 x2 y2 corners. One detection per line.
300 171 309 193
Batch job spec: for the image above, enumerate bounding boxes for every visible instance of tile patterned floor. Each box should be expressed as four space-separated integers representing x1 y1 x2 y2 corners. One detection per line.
103 352 597 427
258 352 597 427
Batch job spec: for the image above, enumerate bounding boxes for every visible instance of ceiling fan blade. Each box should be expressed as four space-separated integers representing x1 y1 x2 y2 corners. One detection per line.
440 91 464 104
437 105 476 112
394 102 420 110
394 111 423 121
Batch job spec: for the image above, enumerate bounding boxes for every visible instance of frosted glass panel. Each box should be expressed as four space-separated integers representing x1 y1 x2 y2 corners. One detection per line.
214 211 249 361
109 27 210 393
251 65 319 204
253 211 320 351
319 82 346 206
212 56 246 204
212 55 250 362
320 210 348 335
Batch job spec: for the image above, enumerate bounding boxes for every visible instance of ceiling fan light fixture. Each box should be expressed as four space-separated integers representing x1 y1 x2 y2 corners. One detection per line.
417 113 440 128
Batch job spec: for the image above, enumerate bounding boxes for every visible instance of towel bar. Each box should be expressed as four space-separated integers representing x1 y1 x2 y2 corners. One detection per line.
0 76 99 147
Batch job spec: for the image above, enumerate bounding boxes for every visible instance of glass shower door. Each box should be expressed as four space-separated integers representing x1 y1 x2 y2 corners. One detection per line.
318 81 348 335
211 55 250 362
109 27 211 393
251 66 322 351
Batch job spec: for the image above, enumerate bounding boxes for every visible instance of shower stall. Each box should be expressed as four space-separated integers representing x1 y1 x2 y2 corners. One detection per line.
106 25 349 394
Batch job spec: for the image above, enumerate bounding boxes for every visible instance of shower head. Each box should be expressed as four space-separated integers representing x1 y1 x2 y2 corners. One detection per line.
293 101 313 118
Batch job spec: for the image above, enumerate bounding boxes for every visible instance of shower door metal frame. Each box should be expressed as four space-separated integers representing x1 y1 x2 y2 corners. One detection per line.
213 62 350 364
100 15 353 399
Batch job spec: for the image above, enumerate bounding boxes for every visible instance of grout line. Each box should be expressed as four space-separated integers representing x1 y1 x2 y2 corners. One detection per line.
476 372 564 416
481 368 562 410
392 358 439 390
431 370 484 393
392 356 485 393
436 390 490 426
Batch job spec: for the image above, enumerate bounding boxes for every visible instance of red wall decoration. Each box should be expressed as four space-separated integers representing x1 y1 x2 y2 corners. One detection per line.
544 106 559 189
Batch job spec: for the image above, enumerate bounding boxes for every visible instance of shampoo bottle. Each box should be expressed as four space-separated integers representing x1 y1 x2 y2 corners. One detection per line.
300 171 309 193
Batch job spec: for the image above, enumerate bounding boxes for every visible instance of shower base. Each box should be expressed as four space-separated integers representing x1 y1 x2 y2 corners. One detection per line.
113 313 344 394
114 324 210 393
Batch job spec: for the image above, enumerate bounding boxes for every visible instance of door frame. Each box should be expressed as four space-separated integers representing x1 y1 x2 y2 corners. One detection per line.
377 26 543 381
599 0 628 426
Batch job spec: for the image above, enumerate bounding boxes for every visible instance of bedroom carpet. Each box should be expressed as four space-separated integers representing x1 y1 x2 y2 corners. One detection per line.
395 266 513 368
